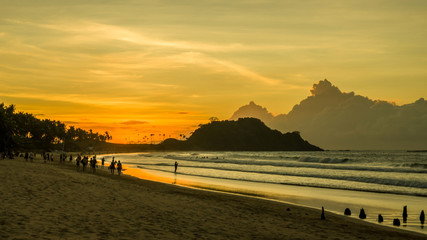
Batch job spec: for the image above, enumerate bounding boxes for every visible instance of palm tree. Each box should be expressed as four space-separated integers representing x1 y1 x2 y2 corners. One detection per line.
209 116 219 122
0 103 16 151
105 131 110 142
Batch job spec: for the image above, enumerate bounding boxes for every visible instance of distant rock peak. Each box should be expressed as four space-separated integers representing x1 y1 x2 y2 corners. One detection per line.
230 101 274 122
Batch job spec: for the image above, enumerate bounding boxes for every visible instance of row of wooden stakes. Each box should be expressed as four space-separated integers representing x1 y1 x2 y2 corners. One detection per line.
320 206 425 226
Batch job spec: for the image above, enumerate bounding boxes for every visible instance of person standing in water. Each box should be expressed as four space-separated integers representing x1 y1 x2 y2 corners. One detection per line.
174 161 178 173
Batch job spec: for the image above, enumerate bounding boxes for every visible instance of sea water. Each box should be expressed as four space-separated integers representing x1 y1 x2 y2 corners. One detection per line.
102 151 427 234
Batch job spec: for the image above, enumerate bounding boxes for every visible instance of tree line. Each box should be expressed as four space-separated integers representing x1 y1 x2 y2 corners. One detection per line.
0 103 111 152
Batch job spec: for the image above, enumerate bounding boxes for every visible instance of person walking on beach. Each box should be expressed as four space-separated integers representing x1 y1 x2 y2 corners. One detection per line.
174 161 178 173
82 156 88 172
93 157 97 173
117 160 122 176
101 157 105 168
109 159 116 174
76 156 81 172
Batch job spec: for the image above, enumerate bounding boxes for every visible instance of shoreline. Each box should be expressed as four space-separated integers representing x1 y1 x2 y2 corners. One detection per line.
123 165 427 235
105 150 427 197
0 156 425 239
133 165 427 197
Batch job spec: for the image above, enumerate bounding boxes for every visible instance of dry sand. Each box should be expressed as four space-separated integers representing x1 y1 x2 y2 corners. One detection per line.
0 156 425 240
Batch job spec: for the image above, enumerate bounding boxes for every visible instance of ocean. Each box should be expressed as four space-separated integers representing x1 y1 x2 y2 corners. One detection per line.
101 151 427 234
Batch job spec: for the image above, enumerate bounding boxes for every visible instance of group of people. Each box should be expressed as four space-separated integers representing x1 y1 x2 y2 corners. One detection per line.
108 157 123 176
74 155 123 176
1 151 36 161
68 154 124 176
42 152 74 164
75 155 100 173
42 152 54 163
24 152 34 162
1 150 16 160
59 153 73 164
2 151 125 176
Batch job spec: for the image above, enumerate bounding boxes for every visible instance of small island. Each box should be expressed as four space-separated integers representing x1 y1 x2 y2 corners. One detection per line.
160 118 323 151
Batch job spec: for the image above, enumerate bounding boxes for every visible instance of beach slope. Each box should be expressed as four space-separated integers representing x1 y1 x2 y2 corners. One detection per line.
0 158 424 239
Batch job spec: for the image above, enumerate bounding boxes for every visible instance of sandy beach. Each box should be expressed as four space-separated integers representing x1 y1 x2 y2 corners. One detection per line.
0 156 425 240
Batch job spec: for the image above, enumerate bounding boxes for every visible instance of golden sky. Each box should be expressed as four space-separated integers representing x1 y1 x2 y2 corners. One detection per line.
1 1 426 143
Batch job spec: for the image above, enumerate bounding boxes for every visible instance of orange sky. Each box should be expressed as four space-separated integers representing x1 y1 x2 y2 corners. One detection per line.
1 1 426 143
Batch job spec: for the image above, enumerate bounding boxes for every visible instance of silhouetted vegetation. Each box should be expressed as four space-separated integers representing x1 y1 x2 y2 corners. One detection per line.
0 103 111 152
1 102 322 153
158 118 323 151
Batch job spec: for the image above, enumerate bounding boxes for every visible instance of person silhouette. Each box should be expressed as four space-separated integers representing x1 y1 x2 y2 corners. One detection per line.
76 156 81 172
117 161 122 176
174 161 178 173
109 159 116 174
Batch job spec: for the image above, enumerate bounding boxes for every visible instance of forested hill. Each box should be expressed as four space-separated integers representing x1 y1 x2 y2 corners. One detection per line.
161 118 323 151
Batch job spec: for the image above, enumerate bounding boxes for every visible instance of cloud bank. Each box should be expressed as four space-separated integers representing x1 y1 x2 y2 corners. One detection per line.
231 80 427 150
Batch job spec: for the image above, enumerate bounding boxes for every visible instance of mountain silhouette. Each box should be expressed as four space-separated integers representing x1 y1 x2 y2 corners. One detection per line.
230 79 427 150
230 101 274 122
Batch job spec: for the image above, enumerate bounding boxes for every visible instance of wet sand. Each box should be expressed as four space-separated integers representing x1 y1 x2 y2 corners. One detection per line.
0 156 425 239
124 166 427 235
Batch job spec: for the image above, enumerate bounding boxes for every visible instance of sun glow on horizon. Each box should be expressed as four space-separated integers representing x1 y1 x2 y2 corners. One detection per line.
1 1 426 144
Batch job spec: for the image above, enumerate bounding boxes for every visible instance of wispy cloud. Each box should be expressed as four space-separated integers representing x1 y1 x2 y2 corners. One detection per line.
210 58 282 86
0 91 141 107
4 19 246 52
160 52 302 87
4 19 330 53
120 120 148 125
3 19 310 89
